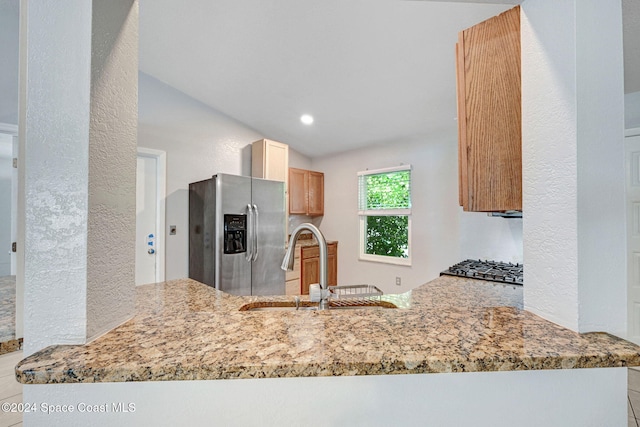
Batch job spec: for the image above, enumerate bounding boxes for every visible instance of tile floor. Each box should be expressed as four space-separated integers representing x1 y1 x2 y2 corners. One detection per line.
0 276 21 357
0 350 639 427
630 368 640 427
0 351 22 427
0 276 17 354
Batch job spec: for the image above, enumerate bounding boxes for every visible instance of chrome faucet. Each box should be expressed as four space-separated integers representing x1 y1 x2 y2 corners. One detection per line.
281 223 329 310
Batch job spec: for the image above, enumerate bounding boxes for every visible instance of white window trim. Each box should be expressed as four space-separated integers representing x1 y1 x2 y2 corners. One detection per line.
358 164 412 266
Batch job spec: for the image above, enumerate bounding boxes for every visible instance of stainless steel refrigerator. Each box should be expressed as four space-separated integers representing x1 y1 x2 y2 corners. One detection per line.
189 174 286 295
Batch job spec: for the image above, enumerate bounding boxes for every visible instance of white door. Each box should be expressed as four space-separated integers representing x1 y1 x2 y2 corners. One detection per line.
0 133 12 277
626 133 640 344
11 135 17 275
136 155 158 285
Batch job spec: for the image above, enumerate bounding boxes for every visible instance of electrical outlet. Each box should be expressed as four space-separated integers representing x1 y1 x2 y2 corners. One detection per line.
395 277 401 286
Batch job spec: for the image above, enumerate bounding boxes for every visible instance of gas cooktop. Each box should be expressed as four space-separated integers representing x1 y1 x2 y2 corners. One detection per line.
440 259 523 285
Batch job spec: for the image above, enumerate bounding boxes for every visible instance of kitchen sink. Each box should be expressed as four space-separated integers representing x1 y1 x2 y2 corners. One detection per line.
239 299 397 312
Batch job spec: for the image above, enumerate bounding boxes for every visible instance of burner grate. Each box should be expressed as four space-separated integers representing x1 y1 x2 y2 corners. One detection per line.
440 259 523 285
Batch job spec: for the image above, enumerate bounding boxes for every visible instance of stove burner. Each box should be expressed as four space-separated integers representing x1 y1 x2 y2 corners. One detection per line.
440 259 523 285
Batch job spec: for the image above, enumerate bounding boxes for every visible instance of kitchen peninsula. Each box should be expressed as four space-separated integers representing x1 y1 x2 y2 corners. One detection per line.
16 276 640 426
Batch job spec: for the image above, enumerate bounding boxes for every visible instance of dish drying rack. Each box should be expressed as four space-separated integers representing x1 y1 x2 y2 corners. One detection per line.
328 284 383 306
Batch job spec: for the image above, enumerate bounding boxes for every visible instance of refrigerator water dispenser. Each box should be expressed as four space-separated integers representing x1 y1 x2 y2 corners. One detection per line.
223 214 247 254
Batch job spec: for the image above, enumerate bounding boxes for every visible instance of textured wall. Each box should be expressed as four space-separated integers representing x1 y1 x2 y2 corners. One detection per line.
574 1 626 334
86 0 138 340
522 0 626 334
23 1 92 354
22 0 138 353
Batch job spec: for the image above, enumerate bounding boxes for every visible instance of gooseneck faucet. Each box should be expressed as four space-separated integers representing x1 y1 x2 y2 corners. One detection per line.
281 223 329 310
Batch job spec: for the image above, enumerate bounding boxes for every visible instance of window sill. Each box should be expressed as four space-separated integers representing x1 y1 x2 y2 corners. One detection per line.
358 254 411 266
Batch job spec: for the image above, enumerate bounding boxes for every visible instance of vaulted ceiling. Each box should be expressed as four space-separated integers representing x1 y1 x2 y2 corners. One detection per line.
139 1 513 157
139 0 640 158
0 1 638 157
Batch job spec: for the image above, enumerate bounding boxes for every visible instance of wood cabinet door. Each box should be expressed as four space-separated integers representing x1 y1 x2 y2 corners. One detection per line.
457 6 522 212
252 139 288 182
264 139 289 183
289 168 308 214
307 171 324 216
327 243 337 286
301 256 318 295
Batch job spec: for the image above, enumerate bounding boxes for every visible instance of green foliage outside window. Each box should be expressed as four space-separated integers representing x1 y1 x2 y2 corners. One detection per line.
365 216 408 258
364 171 410 210
361 170 410 259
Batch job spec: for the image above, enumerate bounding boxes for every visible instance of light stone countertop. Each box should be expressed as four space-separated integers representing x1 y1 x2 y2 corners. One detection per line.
15 275 640 384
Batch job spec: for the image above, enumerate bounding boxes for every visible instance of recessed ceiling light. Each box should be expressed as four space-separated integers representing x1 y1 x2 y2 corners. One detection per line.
300 114 314 125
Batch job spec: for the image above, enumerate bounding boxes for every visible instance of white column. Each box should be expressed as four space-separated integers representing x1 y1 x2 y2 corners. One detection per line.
20 0 138 354
521 0 626 334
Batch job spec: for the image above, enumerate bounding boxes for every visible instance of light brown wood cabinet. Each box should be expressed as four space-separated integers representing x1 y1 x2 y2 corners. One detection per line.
289 168 324 216
456 6 522 212
300 242 337 295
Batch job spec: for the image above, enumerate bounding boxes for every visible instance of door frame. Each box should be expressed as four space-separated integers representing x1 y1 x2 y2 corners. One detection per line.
626 128 640 138
627 127 640 344
0 123 20 339
137 147 167 283
0 125 18 275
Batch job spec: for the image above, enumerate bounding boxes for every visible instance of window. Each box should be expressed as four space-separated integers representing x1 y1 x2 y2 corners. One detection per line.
358 165 411 265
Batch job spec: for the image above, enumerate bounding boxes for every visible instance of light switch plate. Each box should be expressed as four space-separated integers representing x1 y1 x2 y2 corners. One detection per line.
170 225 176 235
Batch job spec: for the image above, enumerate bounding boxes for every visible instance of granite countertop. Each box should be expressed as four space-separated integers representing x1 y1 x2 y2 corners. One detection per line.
15 276 640 384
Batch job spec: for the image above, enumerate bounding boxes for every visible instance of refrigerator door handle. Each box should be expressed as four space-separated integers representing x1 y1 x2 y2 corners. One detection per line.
246 204 253 262
252 204 259 261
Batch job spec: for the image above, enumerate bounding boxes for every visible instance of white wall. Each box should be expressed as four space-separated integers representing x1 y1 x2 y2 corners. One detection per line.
21 0 138 354
312 133 523 295
288 149 312 170
23 367 626 427
627 91 640 129
138 72 258 280
459 213 523 263
0 0 18 125
22 0 93 353
138 72 312 280
521 0 626 334
86 0 138 341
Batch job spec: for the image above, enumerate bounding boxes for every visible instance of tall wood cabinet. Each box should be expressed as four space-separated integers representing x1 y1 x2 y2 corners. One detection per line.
456 6 522 212
289 168 324 216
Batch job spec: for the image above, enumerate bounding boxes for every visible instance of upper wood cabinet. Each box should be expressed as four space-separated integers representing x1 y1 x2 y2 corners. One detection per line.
456 6 522 212
289 168 324 216
252 139 289 187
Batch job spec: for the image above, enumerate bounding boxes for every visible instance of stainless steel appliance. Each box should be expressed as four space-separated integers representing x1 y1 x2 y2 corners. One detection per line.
189 174 286 295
